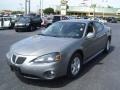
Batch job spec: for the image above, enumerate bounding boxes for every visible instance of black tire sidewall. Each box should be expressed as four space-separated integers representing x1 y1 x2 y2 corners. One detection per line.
67 53 83 79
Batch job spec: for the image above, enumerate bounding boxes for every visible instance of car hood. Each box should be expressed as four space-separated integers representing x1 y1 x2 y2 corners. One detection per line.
11 35 78 56
15 22 26 26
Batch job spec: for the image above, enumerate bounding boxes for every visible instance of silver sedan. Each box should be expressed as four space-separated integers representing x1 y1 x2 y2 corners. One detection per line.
6 19 112 80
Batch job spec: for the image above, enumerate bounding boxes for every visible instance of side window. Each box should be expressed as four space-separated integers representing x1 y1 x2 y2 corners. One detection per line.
4 18 10 21
94 22 104 33
86 22 95 36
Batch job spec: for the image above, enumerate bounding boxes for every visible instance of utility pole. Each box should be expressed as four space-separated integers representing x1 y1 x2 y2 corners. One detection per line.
25 0 27 15
102 0 108 18
25 0 30 15
40 0 43 18
28 0 31 14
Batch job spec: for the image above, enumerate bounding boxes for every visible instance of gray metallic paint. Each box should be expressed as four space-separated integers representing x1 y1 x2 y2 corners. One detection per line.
6 20 112 79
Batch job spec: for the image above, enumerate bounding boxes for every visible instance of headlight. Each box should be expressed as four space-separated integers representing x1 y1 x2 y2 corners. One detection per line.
31 52 61 63
9 23 11 26
15 23 18 26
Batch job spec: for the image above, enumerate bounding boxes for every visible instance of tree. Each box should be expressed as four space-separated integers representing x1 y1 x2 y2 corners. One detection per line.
11 11 24 14
43 8 54 15
107 5 113 8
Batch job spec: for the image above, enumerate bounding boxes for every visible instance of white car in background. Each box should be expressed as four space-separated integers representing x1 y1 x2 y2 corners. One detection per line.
99 18 107 24
0 17 11 29
90 17 107 24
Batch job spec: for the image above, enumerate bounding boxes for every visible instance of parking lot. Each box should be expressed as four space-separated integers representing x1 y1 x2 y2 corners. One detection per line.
0 23 120 90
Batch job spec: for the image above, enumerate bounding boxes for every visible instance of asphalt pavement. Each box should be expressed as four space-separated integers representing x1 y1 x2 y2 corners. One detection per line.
0 23 120 90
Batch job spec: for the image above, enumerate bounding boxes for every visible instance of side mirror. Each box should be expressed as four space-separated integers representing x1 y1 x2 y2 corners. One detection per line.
86 32 95 39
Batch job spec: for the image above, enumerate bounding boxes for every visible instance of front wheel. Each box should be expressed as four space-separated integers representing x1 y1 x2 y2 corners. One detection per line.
67 53 83 79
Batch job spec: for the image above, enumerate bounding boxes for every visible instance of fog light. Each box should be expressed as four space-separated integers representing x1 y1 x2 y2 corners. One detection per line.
44 70 55 80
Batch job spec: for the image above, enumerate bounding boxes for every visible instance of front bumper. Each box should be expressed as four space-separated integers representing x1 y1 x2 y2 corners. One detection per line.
15 26 29 31
6 53 66 80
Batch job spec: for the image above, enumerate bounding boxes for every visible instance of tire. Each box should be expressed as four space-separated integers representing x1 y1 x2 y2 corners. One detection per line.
104 40 111 53
30 26 36 31
67 53 83 79
15 29 19 32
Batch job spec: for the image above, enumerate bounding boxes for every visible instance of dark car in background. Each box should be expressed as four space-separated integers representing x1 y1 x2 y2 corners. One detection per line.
10 15 23 29
46 15 69 27
15 15 42 32
107 17 117 23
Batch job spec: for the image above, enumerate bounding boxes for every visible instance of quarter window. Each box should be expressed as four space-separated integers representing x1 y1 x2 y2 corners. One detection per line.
86 22 95 36
94 22 104 33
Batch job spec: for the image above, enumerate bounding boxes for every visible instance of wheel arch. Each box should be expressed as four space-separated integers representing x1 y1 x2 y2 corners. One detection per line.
71 49 84 61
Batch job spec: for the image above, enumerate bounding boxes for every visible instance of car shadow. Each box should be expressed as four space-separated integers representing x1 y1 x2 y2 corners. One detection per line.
17 46 115 88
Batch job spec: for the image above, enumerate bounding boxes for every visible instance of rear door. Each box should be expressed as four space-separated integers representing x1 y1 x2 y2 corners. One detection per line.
32 16 42 27
83 22 99 60
93 21 107 51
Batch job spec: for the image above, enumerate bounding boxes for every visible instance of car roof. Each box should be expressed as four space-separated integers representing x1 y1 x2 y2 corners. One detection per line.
59 19 94 24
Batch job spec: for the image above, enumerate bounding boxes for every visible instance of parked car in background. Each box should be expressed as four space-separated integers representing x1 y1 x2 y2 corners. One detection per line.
15 15 42 32
107 17 117 23
90 17 107 24
46 15 69 27
6 19 112 80
0 16 11 29
97 18 107 24
10 15 23 29
68 16 77 19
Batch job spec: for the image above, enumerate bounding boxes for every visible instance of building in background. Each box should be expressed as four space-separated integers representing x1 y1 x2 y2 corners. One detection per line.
0 10 13 15
55 6 120 17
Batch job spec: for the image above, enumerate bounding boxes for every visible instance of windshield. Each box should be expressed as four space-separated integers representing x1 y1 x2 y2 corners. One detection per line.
18 17 30 23
40 22 85 38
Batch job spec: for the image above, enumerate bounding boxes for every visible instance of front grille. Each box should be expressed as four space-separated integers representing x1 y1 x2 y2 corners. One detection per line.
12 55 26 64
12 55 16 63
16 57 26 64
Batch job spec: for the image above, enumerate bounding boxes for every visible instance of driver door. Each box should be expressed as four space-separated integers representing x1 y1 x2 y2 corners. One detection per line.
83 22 98 61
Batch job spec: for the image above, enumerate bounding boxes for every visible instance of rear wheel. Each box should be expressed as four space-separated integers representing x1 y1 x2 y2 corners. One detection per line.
29 26 36 31
15 29 19 32
104 40 111 53
67 53 83 78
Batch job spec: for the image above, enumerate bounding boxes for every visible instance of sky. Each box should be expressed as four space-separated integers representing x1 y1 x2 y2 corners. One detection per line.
0 0 120 12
